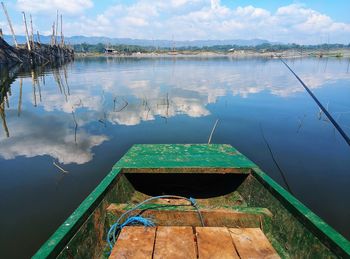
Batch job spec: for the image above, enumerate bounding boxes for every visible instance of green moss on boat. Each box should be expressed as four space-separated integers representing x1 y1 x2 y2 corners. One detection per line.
33 144 350 258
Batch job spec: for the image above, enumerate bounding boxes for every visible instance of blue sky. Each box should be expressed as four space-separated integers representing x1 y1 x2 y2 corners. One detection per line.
1 0 350 44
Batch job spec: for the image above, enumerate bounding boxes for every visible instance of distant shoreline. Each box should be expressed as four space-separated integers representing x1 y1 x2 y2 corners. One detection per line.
75 49 350 59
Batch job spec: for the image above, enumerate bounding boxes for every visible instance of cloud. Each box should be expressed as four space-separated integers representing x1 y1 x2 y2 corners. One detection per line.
3 57 349 143
1 58 349 165
0 111 108 164
16 0 93 14
59 1 350 44
1 1 349 43
27 58 350 128
275 4 350 41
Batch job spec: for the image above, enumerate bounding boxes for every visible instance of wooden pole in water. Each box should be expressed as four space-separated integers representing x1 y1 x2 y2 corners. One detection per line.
37 30 41 44
29 14 34 48
1 1 18 47
31 70 37 107
60 14 64 47
37 76 42 102
63 66 70 95
22 12 32 51
51 22 55 46
208 119 219 144
0 101 9 138
17 78 22 117
55 10 58 45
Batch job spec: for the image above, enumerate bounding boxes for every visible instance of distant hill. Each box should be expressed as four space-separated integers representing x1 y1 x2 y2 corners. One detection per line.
3 35 270 47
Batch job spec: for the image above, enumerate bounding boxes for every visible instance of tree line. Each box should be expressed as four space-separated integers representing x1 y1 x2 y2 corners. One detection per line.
73 42 350 54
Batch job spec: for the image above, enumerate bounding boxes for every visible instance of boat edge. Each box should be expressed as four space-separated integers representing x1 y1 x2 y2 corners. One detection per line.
252 167 350 258
32 167 122 259
31 144 350 258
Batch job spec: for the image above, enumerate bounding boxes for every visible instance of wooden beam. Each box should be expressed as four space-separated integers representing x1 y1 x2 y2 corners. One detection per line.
51 22 55 46
107 204 270 228
22 12 31 51
55 10 58 45
37 30 41 44
29 14 34 48
60 14 64 47
1 1 18 47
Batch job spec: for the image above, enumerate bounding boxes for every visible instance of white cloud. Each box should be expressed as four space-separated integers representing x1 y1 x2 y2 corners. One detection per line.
16 0 93 14
59 1 350 44
0 1 348 43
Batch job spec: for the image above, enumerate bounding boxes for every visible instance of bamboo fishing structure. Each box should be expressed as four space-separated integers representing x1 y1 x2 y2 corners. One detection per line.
0 6 74 68
60 15 64 47
22 12 31 52
30 14 34 48
55 10 59 45
1 5 74 105
51 22 55 46
37 31 41 44
1 1 18 48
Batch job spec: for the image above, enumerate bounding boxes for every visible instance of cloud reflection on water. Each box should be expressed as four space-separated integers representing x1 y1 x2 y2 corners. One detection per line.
0 58 349 164
0 111 108 164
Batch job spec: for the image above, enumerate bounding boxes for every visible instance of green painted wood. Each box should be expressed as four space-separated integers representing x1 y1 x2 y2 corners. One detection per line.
114 144 256 171
32 167 122 259
250 168 350 258
32 144 350 258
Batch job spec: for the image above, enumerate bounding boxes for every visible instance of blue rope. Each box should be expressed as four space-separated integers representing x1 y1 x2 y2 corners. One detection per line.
189 197 204 227
106 195 204 251
120 216 155 228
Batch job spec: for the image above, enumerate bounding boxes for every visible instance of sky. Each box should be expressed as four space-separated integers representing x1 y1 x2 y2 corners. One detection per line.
1 0 350 44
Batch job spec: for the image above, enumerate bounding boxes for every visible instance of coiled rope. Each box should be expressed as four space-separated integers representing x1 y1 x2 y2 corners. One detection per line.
106 195 204 251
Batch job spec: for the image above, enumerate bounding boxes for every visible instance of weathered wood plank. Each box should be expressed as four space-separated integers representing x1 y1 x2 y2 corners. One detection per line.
153 226 196 259
109 226 156 259
107 204 271 228
196 227 239 259
229 228 280 259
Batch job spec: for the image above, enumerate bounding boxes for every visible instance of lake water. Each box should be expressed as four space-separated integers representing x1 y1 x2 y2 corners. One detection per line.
1 57 350 258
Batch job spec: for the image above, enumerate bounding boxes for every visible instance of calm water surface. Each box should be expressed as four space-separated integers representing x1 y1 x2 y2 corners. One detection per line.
0 57 350 258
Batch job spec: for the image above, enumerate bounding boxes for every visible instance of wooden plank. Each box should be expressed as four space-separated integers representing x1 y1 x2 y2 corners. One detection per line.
229 228 280 259
196 227 239 259
107 204 271 228
109 226 156 259
153 226 196 259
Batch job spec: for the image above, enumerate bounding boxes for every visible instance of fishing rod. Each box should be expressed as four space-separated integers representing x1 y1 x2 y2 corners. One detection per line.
280 58 350 147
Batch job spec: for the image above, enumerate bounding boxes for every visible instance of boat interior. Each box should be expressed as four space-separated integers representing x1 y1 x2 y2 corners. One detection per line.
106 171 280 258
36 145 347 259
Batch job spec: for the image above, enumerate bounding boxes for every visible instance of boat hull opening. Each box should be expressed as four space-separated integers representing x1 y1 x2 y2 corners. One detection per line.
125 173 248 198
